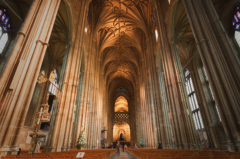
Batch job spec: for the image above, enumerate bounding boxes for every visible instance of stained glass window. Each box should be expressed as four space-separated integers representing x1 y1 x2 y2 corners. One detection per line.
232 7 240 31
233 6 240 47
185 69 204 130
0 8 10 54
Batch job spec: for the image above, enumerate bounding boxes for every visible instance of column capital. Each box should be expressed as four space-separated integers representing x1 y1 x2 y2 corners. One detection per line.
17 31 26 37
36 40 49 46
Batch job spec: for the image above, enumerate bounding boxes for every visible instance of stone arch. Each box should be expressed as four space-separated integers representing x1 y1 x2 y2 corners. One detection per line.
114 95 128 112
113 122 131 142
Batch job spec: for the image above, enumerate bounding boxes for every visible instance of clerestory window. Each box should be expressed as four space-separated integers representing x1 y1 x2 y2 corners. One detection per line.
185 69 204 130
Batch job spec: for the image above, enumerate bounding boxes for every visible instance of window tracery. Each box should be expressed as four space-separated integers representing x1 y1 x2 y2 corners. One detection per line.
185 69 204 130
0 8 10 54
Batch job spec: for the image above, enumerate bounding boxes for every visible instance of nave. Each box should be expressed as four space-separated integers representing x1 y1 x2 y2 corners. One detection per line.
0 0 240 157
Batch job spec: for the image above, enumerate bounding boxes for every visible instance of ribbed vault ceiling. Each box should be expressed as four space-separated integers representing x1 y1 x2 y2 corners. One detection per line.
90 0 149 93
115 96 128 112
173 1 196 66
48 3 70 69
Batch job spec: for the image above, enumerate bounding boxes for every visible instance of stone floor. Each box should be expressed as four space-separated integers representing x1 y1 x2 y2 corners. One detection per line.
115 151 134 159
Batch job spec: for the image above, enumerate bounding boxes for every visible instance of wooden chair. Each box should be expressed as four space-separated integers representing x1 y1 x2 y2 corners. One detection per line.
215 155 235 159
32 158 51 159
48 156 65 159
197 156 215 159
154 157 174 159
16 155 32 158
175 156 195 159
2 155 17 159
198 152 214 156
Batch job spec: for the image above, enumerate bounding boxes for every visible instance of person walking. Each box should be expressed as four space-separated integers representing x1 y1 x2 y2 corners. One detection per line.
122 143 125 152
116 141 121 155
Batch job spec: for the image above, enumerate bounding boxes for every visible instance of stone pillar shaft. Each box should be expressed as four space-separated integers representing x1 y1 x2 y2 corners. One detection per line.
47 0 87 152
182 0 240 151
0 0 60 155
155 1 199 150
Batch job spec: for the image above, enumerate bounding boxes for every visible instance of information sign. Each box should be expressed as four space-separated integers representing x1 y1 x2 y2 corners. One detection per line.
76 152 85 158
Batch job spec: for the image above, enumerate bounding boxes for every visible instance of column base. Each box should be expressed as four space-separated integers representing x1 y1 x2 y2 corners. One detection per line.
236 142 240 152
227 142 238 152
0 147 19 157
61 146 70 151
47 146 56 153
190 144 197 150
61 147 67 152
177 144 184 150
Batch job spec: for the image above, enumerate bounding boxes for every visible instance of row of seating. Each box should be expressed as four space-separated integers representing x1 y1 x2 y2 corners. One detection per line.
1 149 116 159
126 148 240 159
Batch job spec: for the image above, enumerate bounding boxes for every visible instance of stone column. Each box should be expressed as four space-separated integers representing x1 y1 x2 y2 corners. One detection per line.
46 0 87 152
0 0 60 156
71 60 85 148
140 49 156 148
85 39 100 149
148 30 172 148
155 1 199 150
157 48 173 148
138 65 148 146
172 42 200 150
134 82 142 143
182 0 240 152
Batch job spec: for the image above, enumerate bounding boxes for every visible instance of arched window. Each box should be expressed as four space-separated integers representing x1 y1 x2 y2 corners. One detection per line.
0 8 10 54
232 6 240 47
185 69 204 130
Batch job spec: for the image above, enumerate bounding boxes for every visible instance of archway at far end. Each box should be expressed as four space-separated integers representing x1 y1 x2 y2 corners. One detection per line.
113 122 130 143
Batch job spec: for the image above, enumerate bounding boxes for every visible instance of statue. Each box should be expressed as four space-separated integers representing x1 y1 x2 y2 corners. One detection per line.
34 141 41 153
49 69 56 83
120 133 124 141
37 71 48 83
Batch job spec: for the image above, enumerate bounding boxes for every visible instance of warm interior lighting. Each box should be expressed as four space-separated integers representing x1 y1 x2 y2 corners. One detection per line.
155 29 158 41
85 28 87 33
168 0 171 4
113 122 130 142
115 96 128 112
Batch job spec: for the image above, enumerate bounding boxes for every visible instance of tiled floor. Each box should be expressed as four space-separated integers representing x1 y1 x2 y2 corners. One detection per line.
115 151 133 159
